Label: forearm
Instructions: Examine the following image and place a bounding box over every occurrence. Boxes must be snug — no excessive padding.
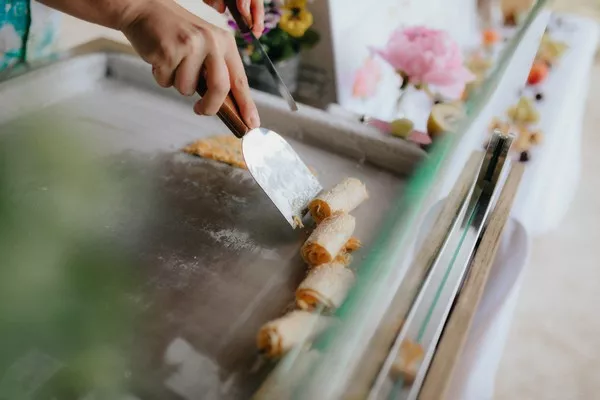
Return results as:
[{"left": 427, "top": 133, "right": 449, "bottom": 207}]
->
[{"left": 38, "top": 0, "right": 146, "bottom": 30}]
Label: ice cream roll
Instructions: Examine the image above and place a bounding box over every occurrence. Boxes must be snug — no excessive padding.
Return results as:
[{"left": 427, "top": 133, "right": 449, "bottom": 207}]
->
[
  {"left": 301, "top": 213, "right": 356, "bottom": 267},
  {"left": 296, "top": 262, "right": 356, "bottom": 311},
  {"left": 257, "top": 311, "right": 332, "bottom": 358},
  {"left": 308, "top": 178, "right": 368, "bottom": 224}
]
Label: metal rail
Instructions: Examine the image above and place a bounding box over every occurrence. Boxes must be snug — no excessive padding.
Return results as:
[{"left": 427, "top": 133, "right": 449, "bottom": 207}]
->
[{"left": 368, "top": 131, "right": 514, "bottom": 400}]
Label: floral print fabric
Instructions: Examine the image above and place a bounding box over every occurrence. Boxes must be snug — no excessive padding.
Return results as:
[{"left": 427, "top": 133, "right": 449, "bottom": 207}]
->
[{"left": 0, "top": 1, "right": 60, "bottom": 71}]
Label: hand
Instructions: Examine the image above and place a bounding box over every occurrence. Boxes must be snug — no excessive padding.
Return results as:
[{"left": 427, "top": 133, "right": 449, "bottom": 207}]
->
[
  {"left": 203, "top": 0, "right": 265, "bottom": 38},
  {"left": 121, "top": 0, "right": 260, "bottom": 128}
]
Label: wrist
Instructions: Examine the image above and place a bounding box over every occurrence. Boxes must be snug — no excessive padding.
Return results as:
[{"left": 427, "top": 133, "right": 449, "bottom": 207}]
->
[{"left": 112, "top": 0, "right": 149, "bottom": 31}]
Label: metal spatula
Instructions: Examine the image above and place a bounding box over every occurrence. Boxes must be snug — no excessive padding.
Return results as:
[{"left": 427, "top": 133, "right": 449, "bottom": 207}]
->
[
  {"left": 224, "top": 0, "right": 298, "bottom": 111},
  {"left": 196, "top": 83, "right": 322, "bottom": 229}
]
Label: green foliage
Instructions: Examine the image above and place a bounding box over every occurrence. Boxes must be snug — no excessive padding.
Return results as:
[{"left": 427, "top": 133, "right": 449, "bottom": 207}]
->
[
  {"left": 298, "top": 28, "right": 320, "bottom": 49},
  {"left": 0, "top": 118, "right": 147, "bottom": 398},
  {"left": 236, "top": 26, "right": 319, "bottom": 64}
]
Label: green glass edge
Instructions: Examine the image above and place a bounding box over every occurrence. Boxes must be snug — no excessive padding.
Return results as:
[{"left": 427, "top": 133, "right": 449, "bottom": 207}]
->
[
  {"left": 261, "top": 1, "right": 549, "bottom": 396},
  {"left": 324, "top": 0, "right": 549, "bottom": 347},
  {"left": 412, "top": 0, "right": 548, "bottom": 363}
]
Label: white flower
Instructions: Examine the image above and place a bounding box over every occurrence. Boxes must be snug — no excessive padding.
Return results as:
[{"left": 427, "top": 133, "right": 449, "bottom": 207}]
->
[{"left": 0, "top": 24, "right": 23, "bottom": 54}]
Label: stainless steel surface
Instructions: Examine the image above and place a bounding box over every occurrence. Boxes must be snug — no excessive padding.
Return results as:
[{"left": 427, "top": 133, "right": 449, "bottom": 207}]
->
[
  {"left": 249, "top": 32, "right": 299, "bottom": 112},
  {"left": 242, "top": 128, "right": 322, "bottom": 228},
  {"left": 107, "top": 52, "right": 425, "bottom": 177},
  {"left": 368, "top": 132, "right": 514, "bottom": 400},
  {"left": 0, "top": 51, "right": 405, "bottom": 399}
]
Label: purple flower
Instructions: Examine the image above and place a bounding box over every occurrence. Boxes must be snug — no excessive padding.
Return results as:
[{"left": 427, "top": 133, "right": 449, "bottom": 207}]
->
[
  {"left": 227, "top": 19, "right": 238, "bottom": 30},
  {"left": 264, "top": 3, "right": 282, "bottom": 33}
]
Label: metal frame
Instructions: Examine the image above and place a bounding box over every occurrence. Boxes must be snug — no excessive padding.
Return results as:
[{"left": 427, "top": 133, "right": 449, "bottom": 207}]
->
[{"left": 369, "top": 131, "right": 514, "bottom": 400}]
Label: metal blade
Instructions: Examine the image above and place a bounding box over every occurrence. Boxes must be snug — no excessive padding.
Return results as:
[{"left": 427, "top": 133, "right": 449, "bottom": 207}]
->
[
  {"left": 249, "top": 33, "right": 299, "bottom": 112},
  {"left": 242, "top": 128, "right": 322, "bottom": 228}
]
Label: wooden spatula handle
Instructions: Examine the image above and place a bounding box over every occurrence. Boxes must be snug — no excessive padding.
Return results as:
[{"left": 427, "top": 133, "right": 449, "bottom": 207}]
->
[
  {"left": 196, "top": 79, "right": 250, "bottom": 139},
  {"left": 196, "top": 0, "right": 253, "bottom": 139},
  {"left": 224, "top": 0, "right": 253, "bottom": 33}
]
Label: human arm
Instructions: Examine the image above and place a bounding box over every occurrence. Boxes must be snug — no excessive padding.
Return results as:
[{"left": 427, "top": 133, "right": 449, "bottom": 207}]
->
[{"left": 38, "top": 0, "right": 260, "bottom": 128}]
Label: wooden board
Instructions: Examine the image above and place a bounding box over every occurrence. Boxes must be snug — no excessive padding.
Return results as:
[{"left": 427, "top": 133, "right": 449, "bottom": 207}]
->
[
  {"left": 71, "top": 38, "right": 137, "bottom": 56},
  {"left": 343, "top": 152, "right": 484, "bottom": 399},
  {"left": 418, "top": 162, "right": 525, "bottom": 400}
]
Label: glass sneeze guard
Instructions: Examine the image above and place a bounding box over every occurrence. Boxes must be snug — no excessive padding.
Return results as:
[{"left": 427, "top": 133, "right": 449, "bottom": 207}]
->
[{"left": 255, "top": 1, "right": 549, "bottom": 399}]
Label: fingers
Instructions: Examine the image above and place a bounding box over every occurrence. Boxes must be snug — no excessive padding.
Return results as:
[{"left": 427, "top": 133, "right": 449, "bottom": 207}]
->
[
  {"left": 194, "top": 52, "right": 230, "bottom": 116},
  {"left": 203, "top": 0, "right": 226, "bottom": 13},
  {"left": 236, "top": 0, "right": 263, "bottom": 37},
  {"left": 224, "top": 39, "right": 260, "bottom": 128},
  {"left": 157, "top": 29, "right": 207, "bottom": 95},
  {"left": 152, "top": 49, "right": 185, "bottom": 88},
  {"left": 250, "top": 0, "right": 265, "bottom": 38},
  {"left": 172, "top": 30, "right": 209, "bottom": 96},
  {"left": 236, "top": 0, "right": 250, "bottom": 17},
  {"left": 152, "top": 65, "right": 173, "bottom": 88},
  {"left": 173, "top": 53, "right": 205, "bottom": 96},
  {"left": 215, "top": 1, "right": 226, "bottom": 13}
]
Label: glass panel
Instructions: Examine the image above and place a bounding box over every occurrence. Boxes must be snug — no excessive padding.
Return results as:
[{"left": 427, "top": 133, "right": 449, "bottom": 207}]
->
[{"left": 258, "top": 1, "right": 548, "bottom": 398}]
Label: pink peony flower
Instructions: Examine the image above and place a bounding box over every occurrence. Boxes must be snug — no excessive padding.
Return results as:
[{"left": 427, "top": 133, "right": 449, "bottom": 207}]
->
[
  {"left": 372, "top": 26, "right": 475, "bottom": 98},
  {"left": 352, "top": 57, "right": 382, "bottom": 99}
]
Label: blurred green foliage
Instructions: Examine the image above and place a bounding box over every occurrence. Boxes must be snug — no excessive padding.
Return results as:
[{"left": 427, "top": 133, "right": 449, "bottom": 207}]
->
[
  {"left": 0, "top": 117, "right": 145, "bottom": 399},
  {"left": 235, "top": 27, "right": 320, "bottom": 64}
]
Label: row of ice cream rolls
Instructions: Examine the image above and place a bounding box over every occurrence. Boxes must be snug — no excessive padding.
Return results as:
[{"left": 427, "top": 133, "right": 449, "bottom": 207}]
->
[{"left": 257, "top": 177, "right": 370, "bottom": 359}]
